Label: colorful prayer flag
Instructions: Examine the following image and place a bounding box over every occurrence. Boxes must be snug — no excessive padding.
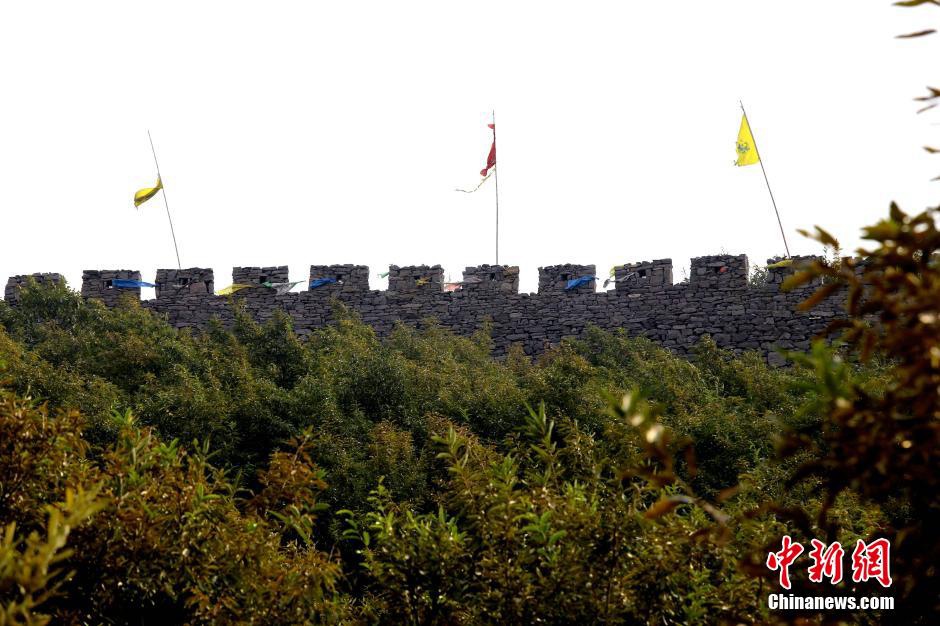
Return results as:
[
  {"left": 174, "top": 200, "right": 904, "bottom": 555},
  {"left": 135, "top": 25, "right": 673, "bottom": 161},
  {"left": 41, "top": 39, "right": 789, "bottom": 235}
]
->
[
  {"left": 217, "top": 284, "right": 254, "bottom": 295},
  {"left": 263, "top": 281, "right": 302, "bottom": 295},
  {"left": 112, "top": 279, "right": 157, "bottom": 288},
  {"left": 565, "top": 275, "right": 596, "bottom": 290},
  {"left": 456, "top": 122, "right": 496, "bottom": 193},
  {"left": 309, "top": 278, "right": 338, "bottom": 289},
  {"left": 735, "top": 115, "right": 760, "bottom": 166},
  {"left": 481, "top": 123, "right": 496, "bottom": 176},
  {"left": 134, "top": 176, "right": 163, "bottom": 208}
]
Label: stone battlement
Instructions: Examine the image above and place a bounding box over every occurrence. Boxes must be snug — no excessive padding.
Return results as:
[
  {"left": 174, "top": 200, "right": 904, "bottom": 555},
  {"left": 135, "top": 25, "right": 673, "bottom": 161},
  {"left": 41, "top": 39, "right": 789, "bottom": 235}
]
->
[{"left": 5, "top": 254, "right": 840, "bottom": 365}]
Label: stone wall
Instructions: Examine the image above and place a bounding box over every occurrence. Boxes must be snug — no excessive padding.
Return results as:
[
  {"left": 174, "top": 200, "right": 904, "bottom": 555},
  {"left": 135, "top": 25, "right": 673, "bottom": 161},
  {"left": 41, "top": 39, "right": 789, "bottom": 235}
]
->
[
  {"left": 4, "top": 273, "right": 65, "bottom": 304},
  {"left": 154, "top": 268, "right": 214, "bottom": 299},
  {"left": 615, "top": 259, "right": 672, "bottom": 292},
  {"left": 4, "top": 255, "right": 841, "bottom": 365},
  {"left": 538, "top": 264, "right": 596, "bottom": 294},
  {"left": 80, "top": 269, "right": 142, "bottom": 307}
]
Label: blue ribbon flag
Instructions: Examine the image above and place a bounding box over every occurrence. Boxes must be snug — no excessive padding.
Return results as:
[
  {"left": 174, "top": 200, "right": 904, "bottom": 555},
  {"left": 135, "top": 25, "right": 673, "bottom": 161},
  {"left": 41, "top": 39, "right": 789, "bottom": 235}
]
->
[
  {"left": 565, "top": 276, "right": 596, "bottom": 291},
  {"left": 309, "top": 278, "right": 338, "bottom": 289},
  {"left": 112, "top": 279, "right": 157, "bottom": 289}
]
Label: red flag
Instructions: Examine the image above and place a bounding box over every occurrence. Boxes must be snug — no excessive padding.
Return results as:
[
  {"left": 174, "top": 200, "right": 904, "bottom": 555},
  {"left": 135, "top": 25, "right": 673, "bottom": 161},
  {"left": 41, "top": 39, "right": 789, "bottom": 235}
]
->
[{"left": 480, "top": 123, "right": 496, "bottom": 176}]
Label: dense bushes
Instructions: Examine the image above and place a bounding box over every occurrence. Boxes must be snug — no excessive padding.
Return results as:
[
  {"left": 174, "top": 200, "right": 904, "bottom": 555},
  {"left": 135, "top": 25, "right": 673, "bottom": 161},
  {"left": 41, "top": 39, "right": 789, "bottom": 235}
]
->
[
  {"left": 777, "top": 204, "right": 940, "bottom": 619},
  {"left": 0, "top": 286, "right": 816, "bottom": 519},
  {"left": 2, "top": 202, "right": 935, "bottom": 622},
  {"left": 344, "top": 405, "right": 765, "bottom": 624},
  {"left": 0, "top": 390, "right": 347, "bottom": 624}
]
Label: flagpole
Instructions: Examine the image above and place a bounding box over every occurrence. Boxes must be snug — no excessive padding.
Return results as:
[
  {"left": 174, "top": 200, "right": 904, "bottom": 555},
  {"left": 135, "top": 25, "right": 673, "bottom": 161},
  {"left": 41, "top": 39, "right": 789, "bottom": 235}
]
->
[
  {"left": 739, "top": 102, "right": 790, "bottom": 258},
  {"left": 492, "top": 110, "right": 500, "bottom": 265},
  {"left": 147, "top": 130, "right": 182, "bottom": 269}
]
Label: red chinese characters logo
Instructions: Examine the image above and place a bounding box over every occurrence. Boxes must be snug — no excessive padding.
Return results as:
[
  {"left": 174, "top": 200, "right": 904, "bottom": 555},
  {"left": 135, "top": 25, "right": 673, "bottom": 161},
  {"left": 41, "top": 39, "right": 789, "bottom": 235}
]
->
[
  {"left": 807, "top": 539, "right": 844, "bottom": 584},
  {"left": 766, "top": 535, "right": 804, "bottom": 589},
  {"left": 766, "top": 537, "right": 891, "bottom": 589},
  {"left": 851, "top": 538, "right": 892, "bottom": 588}
]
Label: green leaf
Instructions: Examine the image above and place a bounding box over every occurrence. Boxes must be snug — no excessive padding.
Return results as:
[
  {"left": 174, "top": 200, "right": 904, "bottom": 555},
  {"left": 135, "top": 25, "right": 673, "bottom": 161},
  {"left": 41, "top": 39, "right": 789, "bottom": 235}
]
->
[{"left": 548, "top": 530, "right": 567, "bottom": 545}]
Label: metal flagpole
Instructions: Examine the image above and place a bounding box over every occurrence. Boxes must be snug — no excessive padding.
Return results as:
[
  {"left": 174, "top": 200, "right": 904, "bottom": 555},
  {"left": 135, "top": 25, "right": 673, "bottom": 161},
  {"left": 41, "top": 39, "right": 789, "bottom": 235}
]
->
[
  {"left": 492, "top": 110, "right": 500, "bottom": 265},
  {"left": 739, "top": 102, "right": 790, "bottom": 258},
  {"left": 147, "top": 130, "right": 182, "bottom": 269}
]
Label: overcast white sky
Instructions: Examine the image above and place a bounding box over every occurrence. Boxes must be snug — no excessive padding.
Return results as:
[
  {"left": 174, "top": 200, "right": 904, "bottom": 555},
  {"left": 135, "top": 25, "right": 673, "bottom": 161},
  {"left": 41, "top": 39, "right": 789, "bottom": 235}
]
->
[{"left": 1, "top": 1, "right": 937, "bottom": 295}]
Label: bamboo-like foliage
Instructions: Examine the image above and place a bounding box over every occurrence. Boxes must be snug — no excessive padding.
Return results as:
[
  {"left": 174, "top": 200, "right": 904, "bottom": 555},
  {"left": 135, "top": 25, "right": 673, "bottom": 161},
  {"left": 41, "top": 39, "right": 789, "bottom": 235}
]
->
[{"left": 781, "top": 204, "right": 940, "bottom": 618}]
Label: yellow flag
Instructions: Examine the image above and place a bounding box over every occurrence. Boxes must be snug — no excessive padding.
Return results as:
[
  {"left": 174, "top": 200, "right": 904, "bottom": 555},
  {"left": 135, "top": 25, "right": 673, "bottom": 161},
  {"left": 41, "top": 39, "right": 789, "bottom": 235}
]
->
[
  {"left": 134, "top": 176, "right": 163, "bottom": 208},
  {"left": 734, "top": 115, "right": 760, "bottom": 166},
  {"left": 217, "top": 284, "right": 254, "bottom": 295}
]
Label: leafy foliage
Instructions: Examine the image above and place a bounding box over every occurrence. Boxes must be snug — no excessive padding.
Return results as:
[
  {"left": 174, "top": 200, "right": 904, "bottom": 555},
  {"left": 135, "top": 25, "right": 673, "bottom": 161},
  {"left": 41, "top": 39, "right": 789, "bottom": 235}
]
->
[
  {"left": 781, "top": 203, "right": 940, "bottom": 618},
  {"left": 0, "top": 387, "right": 347, "bottom": 624},
  {"left": 5, "top": 232, "right": 928, "bottom": 623},
  {"left": 894, "top": 0, "right": 940, "bottom": 173}
]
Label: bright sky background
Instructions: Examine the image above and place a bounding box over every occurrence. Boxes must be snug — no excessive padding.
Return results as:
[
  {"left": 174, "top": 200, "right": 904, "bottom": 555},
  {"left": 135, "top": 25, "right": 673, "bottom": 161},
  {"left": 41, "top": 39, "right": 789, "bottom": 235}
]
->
[{"left": 1, "top": 1, "right": 937, "bottom": 296}]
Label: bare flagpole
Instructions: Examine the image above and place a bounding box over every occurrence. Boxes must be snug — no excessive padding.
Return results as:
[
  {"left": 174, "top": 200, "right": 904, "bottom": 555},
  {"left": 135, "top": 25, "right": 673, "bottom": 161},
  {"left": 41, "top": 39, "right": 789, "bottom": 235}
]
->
[
  {"left": 492, "top": 110, "right": 500, "bottom": 265},
  {"left": 147, "top": 130, "right": 182, "bottom": 269},
  {"left": 739, "top": 102, "right": 790, "bottom": 258}
]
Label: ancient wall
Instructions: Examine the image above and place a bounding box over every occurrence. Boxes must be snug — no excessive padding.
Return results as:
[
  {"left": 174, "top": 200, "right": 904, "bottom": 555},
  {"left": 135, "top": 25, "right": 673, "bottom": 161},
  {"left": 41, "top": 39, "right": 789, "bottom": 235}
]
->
[
  {"left": 80, "top": 270, "right": 142, "bottom": 307},
  {"left": 4, "top": 255, "right": 841, "bottom": 365},
  {"left": 4, "top": 273, "right": 66, "bottom": 304}
]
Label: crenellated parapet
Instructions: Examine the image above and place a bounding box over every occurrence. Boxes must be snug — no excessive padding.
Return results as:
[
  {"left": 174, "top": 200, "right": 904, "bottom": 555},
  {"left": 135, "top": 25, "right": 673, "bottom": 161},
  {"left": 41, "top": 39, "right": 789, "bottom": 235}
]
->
[
  {"left": 155, "top": 268, "right": 215, "bottom": 299},
  {"left": 462, "top": 265, "right": 519, "bottom": 294},
  {"left": 613, "top": 259, "right": 673, "bottom": 293},
  {"left": 81, "top": 269, "right": 142, "bottom": 306},
  {"left": 5, "top": 273, "right": 65, "bottom": 304},
  {"left": 690, "top": 254, "right": 749, "bottom": 290},
  {"left": 538, "top": 264, "right": 596, "bottom": 294},
  {"left": 388, "top": 265, "right": 444, "bottom": 294},
  {"left": 7, "top": 254, "right": 849, "bottom": 364},
  {"left": 233, "top": 266, "right": 289, "bottom": 286},
  {"left": 308, "top": 265, "right": 370, "bottom": 293}
]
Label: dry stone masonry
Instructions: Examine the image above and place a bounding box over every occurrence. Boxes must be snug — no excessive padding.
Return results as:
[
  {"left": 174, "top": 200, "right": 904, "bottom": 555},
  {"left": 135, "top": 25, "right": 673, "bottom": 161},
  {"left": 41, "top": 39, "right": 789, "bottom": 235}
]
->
[
  {"left": 80, "top": 270, "right": 142, "bottom": 308},
  {"left": 4, "top": 273, "right": 65, "bottom": 305},
  {"left": 155, "top": 268, "right": 214, "bottom": 299},
  {"left": 5, "top": 254, "right": 842, "bottom": 365}
]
